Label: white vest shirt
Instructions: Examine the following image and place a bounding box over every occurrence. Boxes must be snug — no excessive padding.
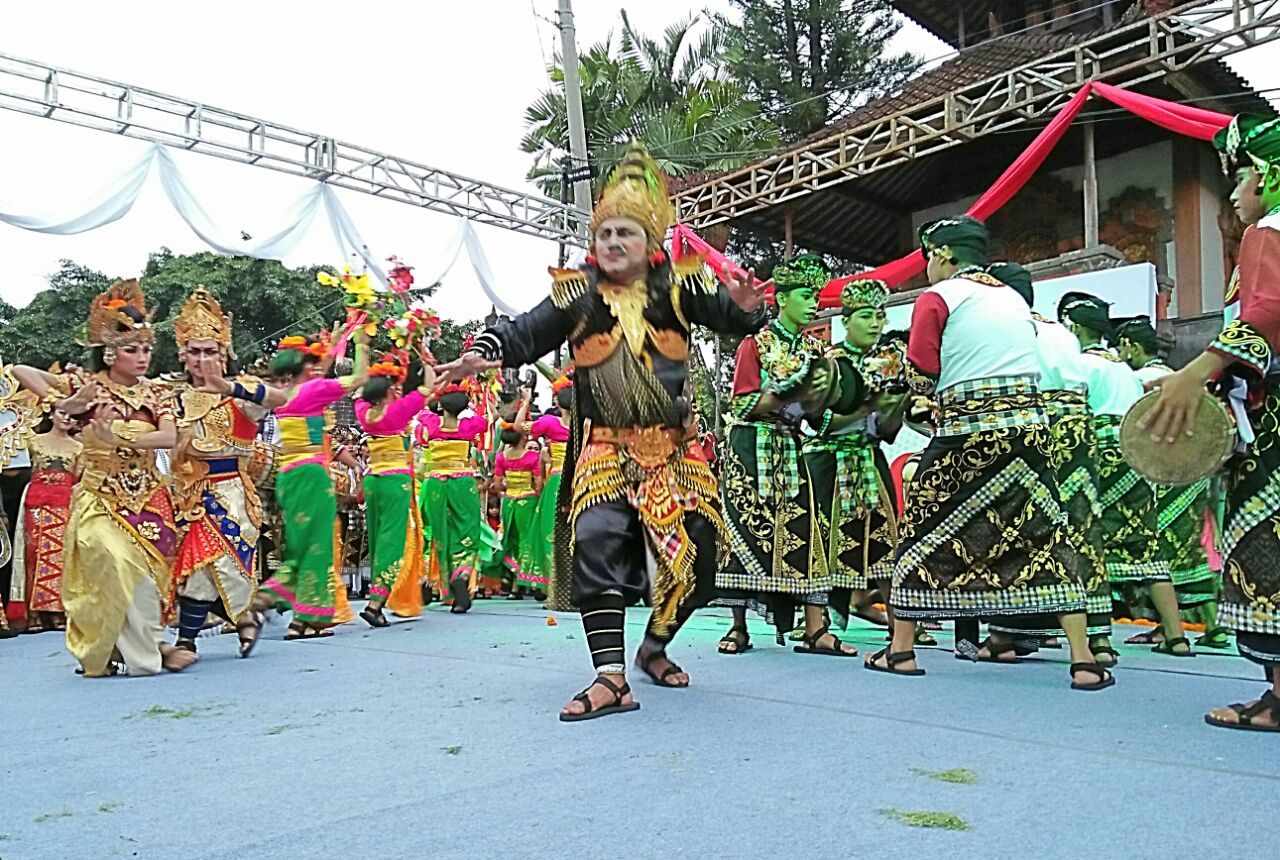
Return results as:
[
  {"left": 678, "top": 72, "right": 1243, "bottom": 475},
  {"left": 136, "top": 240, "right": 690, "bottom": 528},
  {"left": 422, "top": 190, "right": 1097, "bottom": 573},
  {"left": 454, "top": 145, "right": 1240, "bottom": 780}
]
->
[{"left": 931, "top": 276, "right": 1040, "bottom": 392}]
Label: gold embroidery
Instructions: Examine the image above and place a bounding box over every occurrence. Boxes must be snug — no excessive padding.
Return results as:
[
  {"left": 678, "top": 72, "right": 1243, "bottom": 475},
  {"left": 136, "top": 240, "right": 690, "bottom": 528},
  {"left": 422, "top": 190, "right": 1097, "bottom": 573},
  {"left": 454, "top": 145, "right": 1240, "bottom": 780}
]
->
[
  {"left": 549, "top": 267, "right": 590, "bottom": 309},
  {"left": 598, "top": 280, "right": 649, "bottom": 358}
]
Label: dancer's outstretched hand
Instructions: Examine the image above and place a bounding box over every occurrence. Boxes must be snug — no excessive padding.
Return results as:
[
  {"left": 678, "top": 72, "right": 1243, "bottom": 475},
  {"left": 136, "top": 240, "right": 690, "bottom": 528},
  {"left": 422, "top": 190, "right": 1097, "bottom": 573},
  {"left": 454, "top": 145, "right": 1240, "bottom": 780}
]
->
[{"left": 434, "top": 352, "right": 499, "bottom": 388}]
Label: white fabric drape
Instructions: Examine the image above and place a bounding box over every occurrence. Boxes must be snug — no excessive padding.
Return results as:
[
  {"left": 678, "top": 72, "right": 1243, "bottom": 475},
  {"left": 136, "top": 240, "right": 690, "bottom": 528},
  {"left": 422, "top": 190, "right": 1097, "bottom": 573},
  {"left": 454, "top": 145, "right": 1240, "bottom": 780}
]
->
[{"left": 0, "top": 141, "right": 533, "bottom": 311}]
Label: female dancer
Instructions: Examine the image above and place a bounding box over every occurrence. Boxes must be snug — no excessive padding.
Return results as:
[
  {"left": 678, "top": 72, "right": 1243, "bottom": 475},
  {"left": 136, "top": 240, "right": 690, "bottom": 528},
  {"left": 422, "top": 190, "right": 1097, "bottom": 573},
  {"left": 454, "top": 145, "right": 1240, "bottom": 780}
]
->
[
  {"left": 416, "top": 384, "right": 488, "bottom": 612},
  {"left": 12, "top": 280, "right": 195, "bottom": 676},
  {"left": 354, "top": 353, "right": 433, "bottom": 627},
  {"left": 10, "top": 409, "right": 82, "bottom": 633},
  {"left": 259, "top": 330, "right": 369, "bottom": 639}
]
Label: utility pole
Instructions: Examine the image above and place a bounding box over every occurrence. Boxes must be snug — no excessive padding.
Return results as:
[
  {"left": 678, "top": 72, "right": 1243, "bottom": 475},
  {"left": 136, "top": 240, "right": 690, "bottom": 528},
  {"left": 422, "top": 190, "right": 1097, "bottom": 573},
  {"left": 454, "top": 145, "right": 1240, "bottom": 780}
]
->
[{"left": 556, "top": 0, "right": 593, "bottom": 218}]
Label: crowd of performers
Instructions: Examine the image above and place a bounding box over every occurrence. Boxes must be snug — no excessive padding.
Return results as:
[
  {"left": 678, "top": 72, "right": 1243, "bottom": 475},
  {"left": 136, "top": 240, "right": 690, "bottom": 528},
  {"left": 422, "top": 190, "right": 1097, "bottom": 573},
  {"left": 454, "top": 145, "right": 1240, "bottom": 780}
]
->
[{"left": 1, "top": 116, "right": 1278, "bottom": 733}]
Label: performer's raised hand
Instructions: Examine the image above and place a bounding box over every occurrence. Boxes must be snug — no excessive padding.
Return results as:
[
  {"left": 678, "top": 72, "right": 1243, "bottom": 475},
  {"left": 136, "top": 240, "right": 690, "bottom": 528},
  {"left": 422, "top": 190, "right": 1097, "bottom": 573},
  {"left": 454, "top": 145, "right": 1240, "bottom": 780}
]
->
[
  {"left": 1138, "top": 368, "right": 1203, "bottom": 443},
  {"left": 434, "top": 352, "right": 500, "bottom": 387},
  {"left": 58, "top": 380, "right": 99, "bottom": 417},
  {"left": 725, "top": 267, "right": 766, "bottom": 312}
]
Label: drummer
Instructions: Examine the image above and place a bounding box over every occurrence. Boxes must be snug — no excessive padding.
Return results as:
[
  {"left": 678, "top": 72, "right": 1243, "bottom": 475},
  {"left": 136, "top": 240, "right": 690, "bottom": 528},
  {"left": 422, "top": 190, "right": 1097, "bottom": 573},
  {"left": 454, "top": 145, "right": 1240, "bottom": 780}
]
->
[
  {"left": 1059, "top": 294, "right": 1189, "bottom": 658},
  {"left": 1142, "top": 113, "right": 1280, "bottom": 732},
  {"left": 716, "top": 254, "right": 856, "bottom": 656},
  {"left": 1114, "top": 316, "right": 1223, "bottom": 649}
]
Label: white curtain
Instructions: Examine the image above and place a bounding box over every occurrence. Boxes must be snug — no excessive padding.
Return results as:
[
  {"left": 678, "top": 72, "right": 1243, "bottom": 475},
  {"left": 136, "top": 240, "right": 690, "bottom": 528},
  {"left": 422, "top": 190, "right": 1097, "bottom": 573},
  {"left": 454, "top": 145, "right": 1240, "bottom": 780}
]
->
[{"left": 0, "top": 141, "right": 534, "bottom": 311}]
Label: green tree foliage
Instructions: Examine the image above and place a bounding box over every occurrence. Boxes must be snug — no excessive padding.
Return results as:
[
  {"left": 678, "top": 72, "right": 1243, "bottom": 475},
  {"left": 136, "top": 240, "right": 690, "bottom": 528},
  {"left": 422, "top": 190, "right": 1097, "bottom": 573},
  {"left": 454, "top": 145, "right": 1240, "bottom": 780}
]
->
[
  {"left": 715, "top": 0, "right": 921, "bottom": 141},
  {"left": 521, "top": 11, "right": 780, "bottom": 198},
  {"left": 1, "top": 250, "right": 481, "bottom": 375}
]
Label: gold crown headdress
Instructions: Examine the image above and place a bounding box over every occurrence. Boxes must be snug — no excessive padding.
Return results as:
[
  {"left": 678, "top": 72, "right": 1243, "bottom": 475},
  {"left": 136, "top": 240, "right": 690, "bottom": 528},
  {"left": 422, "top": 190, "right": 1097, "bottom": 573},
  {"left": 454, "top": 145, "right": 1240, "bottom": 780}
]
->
[
  {"left": 840, "top": 278, "right": 889, "bottom": 312},
  {"left": 174, "top": 287, "right": 234, "bottom": 356},
  {"left": 84, "top": 279, "right": 155, "bottom": 348},
  {"left": 588, "top": 141, "right": 675, "bottom": 246}
]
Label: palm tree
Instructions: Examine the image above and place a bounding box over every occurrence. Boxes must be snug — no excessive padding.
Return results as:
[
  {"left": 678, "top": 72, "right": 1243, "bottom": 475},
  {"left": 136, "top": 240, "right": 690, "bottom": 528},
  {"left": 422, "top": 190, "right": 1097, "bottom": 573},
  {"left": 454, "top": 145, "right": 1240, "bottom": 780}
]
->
[{"left": 520, "top": 11, "right": 780, "bottom": 199}]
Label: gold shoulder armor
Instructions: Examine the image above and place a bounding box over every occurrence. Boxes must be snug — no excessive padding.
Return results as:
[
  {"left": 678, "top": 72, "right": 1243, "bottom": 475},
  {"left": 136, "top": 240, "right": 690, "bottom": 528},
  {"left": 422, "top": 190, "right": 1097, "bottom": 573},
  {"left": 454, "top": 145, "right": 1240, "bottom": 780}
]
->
[
  {"left": 549, "top": 267, "right": 590, "bottom": 310},
  {"left": 671, "top": 254, "right": 716, "bottom": 295}
]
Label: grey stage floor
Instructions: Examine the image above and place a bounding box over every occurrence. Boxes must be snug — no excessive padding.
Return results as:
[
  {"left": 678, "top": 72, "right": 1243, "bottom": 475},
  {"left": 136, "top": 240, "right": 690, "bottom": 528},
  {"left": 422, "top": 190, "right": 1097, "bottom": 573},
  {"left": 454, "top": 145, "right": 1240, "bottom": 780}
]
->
[{"left": 1, "top": 601, "right": 1276, "bottom": 860}]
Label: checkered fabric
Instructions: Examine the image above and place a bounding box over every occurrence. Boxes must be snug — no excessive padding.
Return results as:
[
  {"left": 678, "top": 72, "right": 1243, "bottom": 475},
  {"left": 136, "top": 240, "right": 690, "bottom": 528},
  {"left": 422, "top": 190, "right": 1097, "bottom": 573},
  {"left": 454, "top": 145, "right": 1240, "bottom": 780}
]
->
[{"left": 936, "top": 375, "right": 1046, "bottom": 437}]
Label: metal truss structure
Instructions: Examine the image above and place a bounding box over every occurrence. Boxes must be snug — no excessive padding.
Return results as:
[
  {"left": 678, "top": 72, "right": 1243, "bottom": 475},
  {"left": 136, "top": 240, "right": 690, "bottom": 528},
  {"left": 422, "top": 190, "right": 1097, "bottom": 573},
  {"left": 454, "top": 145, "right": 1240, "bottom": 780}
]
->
[
  {"left": 0, "top": 52, "right": 587, "bottom": 246},
  {"left": 673, "top": 0, "right": 1280, "bottom": 230}
]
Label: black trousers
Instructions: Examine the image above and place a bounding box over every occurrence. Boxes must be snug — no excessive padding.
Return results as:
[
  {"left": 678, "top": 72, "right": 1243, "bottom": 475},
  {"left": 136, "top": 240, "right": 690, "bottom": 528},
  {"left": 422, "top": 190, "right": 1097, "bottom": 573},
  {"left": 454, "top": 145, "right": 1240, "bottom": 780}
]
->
[{"left": 570, "top": 499, "right": 718, "bottom": 645}]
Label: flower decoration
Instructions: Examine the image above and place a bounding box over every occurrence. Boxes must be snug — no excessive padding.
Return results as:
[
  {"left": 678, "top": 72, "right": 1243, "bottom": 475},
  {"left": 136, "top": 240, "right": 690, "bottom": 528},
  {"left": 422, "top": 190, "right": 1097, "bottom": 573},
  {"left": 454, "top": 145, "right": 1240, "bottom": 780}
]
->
[
  {"left": 383, "top": 307, "right": 443, "bottom": 357},
  {"left": 551, "top": 374, "right": 574, "bottom": 393},
  {"left": 278, "top": 335, "right": 308, "bottom": 351},
  {"left": 104, "top": 298, "right": 128, "bottom": 311},
  {"left": 369, "top": 360, "right": 406, "bottom": 380},
  {"left": 387, "top": 256, "right": 415, "bottom": 295}
]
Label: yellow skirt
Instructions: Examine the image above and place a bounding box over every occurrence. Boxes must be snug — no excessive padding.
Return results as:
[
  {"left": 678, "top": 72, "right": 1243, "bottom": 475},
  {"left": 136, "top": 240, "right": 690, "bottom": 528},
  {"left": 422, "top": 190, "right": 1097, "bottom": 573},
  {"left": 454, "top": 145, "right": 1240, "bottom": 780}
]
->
[{"left": 63, "top": 491, "right": 174, "bottom": 677}]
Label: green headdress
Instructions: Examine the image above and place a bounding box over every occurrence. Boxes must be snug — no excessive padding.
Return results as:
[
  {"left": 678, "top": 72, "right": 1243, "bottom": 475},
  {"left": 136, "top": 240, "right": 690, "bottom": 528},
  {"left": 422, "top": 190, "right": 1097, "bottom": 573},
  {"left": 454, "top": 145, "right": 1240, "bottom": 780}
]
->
[
  {"left": 919, "top": 215, "right": 989, "bottom": 263},
  {"left": 772, "top": 254, "right": 830, "bottom": 293},
  {"left": 1113, "top": 315, "right": 1159, "bottom": 353},
  {"left": 1213, "top": 113, "right": 1280, "bottom": 175},
  {"left": 987, "top": 261, "right": 1033, "bottom": 306},
  {"left": 1060, "top": 293, "right": 1114, "bottom": 341}
]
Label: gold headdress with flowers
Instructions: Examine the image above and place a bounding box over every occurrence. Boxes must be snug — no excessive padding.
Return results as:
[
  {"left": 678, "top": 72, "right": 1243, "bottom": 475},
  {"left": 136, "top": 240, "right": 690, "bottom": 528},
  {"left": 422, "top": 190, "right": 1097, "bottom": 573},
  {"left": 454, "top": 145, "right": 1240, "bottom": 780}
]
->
[
  {"left": 174, "top": 287, "right": 233, "bottom": 356},
  {"left": 84, "top": 279, "right": 155, "bottom": 348},
  {"left": 588, "top": 141, "right": 675, "bottom": 246}
]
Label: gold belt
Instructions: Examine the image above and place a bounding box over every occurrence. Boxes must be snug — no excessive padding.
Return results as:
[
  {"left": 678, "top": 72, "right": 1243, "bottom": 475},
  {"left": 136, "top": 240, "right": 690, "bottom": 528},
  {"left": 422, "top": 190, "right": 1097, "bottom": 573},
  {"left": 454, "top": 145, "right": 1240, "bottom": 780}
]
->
[{"left": 588, "top": 425, "right": 691, "bottom": 469}]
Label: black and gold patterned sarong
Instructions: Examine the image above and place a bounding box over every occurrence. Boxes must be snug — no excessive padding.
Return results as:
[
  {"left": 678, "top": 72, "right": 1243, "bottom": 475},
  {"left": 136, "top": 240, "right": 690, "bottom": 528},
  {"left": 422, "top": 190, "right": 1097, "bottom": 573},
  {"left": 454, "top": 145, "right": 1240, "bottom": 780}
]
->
[
  {"left": 804, "top": 432, "right": 897, "bottom": 628},
  {"left": 1095, "top": 414, "right": 1169, "bottom": 584},
  {"left": 1117, "top": 479, "right": 1219, "bottom": 621},
  {"left": 1219, "top": 382, "right": 1280, "bottom": 668},
  {"left": 892, "top": 377, "right": 1085, "bottom": 620},
  {"left": 717, "top": 418, "right": 829, "bottom": 633},
  {"left": 991, "top": 390, "right": 1109, "bottom": 637}
]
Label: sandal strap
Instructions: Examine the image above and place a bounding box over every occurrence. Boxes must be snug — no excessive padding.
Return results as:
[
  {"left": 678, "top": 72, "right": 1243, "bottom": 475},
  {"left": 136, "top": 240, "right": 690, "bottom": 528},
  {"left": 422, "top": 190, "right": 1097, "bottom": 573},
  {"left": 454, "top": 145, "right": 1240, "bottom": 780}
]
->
[
  {"left": 1162, "top": 636, "right": 1192, "bottom": 649},
  {"left": 804, "top": 626, "right": 831, "bottom": 647},
  {"left": 1070, "top": 662, "right": 1106, "bottom": 679},
  {"left": 571, "top": 691, "right": 596, "bottom": 715},
  {"left": 591, "top": 674, "right": 625, "bottom": 701},
  {"left": 887, "top": 649, "right": 918, "bottom": 667},
  {"left": 980, "top": 637, "right": 1017, "bottom": 656}
]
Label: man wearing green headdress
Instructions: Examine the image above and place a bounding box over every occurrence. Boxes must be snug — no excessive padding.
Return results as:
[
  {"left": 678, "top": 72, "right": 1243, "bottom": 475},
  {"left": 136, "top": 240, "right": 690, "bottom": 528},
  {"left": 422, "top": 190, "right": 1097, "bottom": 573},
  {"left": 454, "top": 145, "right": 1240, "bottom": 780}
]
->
[
  {"left": 1058, "top": 293, "right": 1190, "bottom": 657},
  {"left": 716, "top": 254, "right": 859, "bottom": 657},
  {"left": 1114, "top": 316, "right": 1223, "bottom": 648},
  {"left": 801, "top": 278, "right": 907, "bottom": 633},
  {"left": 865, "top": 216, "right": 1110, "bottom": 690},
  {"left": 1143, "top": 113, "right": 1280, "bottom": 730},
  {"left": 985, "top": 263, "right": 1106, "bottom": 656}
]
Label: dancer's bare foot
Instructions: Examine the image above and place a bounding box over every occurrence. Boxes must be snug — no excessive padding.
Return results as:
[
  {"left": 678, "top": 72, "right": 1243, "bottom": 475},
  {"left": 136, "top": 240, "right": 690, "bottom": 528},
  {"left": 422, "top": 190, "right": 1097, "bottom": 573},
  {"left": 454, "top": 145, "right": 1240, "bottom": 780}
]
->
[{"left": 159, "top": 643, "right": 199, "bottom": 672}]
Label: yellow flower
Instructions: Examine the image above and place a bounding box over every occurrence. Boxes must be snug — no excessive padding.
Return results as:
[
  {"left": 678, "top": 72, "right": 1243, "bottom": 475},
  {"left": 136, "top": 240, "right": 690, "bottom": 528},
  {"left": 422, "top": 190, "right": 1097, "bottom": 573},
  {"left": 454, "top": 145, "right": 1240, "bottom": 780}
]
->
[
  {"left": 316, "top": 271, "right": 340, "bottom": 287},
  {"left": 363, "top": 321, "right": 379, "bottom": 336}
]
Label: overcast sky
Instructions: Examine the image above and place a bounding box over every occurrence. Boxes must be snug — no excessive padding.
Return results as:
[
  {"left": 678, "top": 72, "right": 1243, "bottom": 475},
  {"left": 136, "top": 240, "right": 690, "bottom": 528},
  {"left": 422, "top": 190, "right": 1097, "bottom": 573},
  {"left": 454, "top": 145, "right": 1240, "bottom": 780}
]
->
[{"left": 1, "top": 1, "right": 1275, "bottom": 328}]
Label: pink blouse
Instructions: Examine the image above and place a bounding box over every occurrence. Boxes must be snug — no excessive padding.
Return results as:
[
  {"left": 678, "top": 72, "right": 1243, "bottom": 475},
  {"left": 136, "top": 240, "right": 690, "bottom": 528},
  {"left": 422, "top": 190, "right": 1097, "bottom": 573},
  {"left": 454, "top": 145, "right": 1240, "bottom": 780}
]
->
[
  {"left": 415, "top": 411, "right": 487, "bottom": 445},
  {"left": 530, "top": 413, "right": 570, "bottom": 443},
  {"left": 356, "top": 390, "right": 426, "bottom": 436}
]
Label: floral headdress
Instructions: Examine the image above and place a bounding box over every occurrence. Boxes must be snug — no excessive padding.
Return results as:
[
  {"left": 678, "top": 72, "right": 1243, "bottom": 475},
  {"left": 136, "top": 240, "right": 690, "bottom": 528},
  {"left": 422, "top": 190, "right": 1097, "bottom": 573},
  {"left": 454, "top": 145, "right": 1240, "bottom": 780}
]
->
[
  {"left": 369, "top": 355, "right": 406, "bottom": 381},
  {"left": 174, "top": 287, "right": 233, "bottom": 357},
  {"left": 83, "top": 279, "right": 155, "bottom": 348},
  {"left": 277, "top": 334, "right": 329, "bottom": 359}
]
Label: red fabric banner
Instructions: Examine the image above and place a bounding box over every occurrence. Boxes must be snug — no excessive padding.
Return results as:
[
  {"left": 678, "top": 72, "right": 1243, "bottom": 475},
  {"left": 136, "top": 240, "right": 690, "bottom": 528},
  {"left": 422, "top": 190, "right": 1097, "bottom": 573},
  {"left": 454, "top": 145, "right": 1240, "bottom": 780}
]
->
[{"left": 671, "top": 83, "right": 1232, "bottom": 308}]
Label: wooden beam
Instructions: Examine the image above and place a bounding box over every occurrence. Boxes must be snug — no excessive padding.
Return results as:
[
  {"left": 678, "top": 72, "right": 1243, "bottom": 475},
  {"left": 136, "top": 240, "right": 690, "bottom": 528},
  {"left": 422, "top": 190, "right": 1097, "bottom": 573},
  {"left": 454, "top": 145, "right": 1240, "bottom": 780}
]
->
[
  {"left": 1172, "top": 137, "right": 1204, "bottom": 317},
  {"left": 784, "top": 209, "right": 795, "bottom": 259},
  {"left": 1083, "top": 123, "right": 1100, "bottom": 247}
]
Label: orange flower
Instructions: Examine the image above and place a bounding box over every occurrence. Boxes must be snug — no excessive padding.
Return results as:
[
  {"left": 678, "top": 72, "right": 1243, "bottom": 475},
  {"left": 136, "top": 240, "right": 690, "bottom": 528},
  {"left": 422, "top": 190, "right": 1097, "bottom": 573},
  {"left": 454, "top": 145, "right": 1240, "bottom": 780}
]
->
[
  {"left": 546, "top": 616, "right": 558, "bottom": 627},
  {"left": 278, "top": 335, "right": 307, "bottom": 350},
  {"left": 104, "top": 298, "right": 127, "bottom": 310}
]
